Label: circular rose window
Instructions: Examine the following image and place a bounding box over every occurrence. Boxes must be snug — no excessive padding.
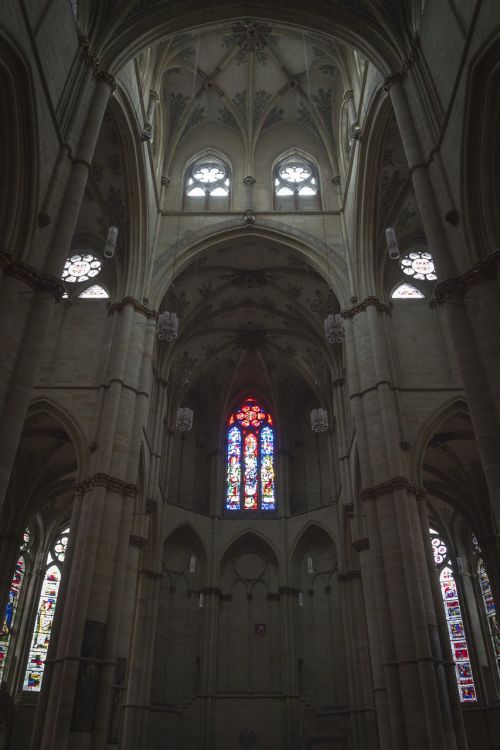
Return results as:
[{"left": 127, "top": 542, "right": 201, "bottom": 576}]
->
[
  {"left": 62, "top": 253, "right": 102, "bottom": 283},
  {"left": 399, "top": 251, "right": 437, "bottom": 281}
]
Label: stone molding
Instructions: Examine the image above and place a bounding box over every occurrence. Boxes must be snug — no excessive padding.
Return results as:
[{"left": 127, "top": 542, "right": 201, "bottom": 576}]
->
[
  {"left": 360, "top": 476, "right": 427, "bottom": 501},
  {"left": 352, "top": 537, "right": 369, "bottom": 552},
  {"left": 139, "top": 568, "right": 162, "bottom": 580},
  {"left": 129, "top": 534, "right": 147, "bottom": 547},
  {"left": 94, "top": 70, "right": 116, "bottom": 93},
  {"left": 383, "top": 38, "right": 418, "bottom": 91},
  {"left": 109, "top": 296, "right": 158, "bottom": 319},
  {"left": 337, "top": 570, "right": 361, "bottom": 582},
  {"left": 75, "top": 472, "right": 139, "bottom": 497},
  {"left": 0, "top": 250, "right": 66, "bottom": 299},
  {"left": 341, "top": 296, "right": 388, "bottom": 319},
  {"left": 433, "top": 250, "right": 500, "bottom": 304}
]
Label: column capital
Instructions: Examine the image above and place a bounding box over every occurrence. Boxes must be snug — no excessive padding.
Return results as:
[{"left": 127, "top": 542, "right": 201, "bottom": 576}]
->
[
  {"left": 383, "top": 38, "right": 418, "bottom": 92},
  {"left": 75, "top": 472, "right": 139, "bottom": 497},
  {"left": 433, "top": 250, "right": 500, "bottom": 304},
  {"left": 360, "top": 476, "right": 427, "bottom": 501},
  {"left": 243, "top": 175, "right": 256, "bottom": 186},
  {"left": 0, "top": 250, "right": 66, "bottom": 299},
  {"left": 341, "top": 296, "right": 388, "bottom": 319},
  {"left": 343, "top": 89, "right": 354, "bottom": 102},
  {"left": 149, "top": 90, "right": 160, "bottom": 104},
  {"left": 94, "top": 69, "right": 116, "bottom": 93},
  {"left": 108, "top": 295, "right": 158, "bottom": 320},
  {"left": 338, "top": 569, "right": 361, "bottom": 582}
]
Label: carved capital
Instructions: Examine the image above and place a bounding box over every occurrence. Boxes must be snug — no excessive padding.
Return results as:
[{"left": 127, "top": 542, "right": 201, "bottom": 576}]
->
[
  {"left": 343, "top": 89, "right": 354, "bottom": 102},
  {"left": 338, "top": 569, "right": 361, "bottom": 582},
  {"left": 341, "top": 296, "right": 388, "bottom": 319},
  {"left": 38, "top": 212, "right": 51, "bottom": 228},
  {"left": 108, "top": 296, "right": 158, "bottom": 320},
  {"left": 75, "top": 472, "right": 139, "bottom": 497},
  {"left": 278, "top": 586, "right": 300, "bottom": 597},
  {"left": 0, "top": 250, "right": 66, "bottom": 300},
  {"left": 139, "top": 568, "right": 162, "bottom": 580},
  {"left": 129, "top": 534, "right": 147, "bottom": 548},
  {"left": 383, "top": 39, "right": 418, "bottom": 92},
  {"left": 243, "top": 175, "right": 256, "bottom": 186},
  {"left": 94, "top": 70, "right": 116, "bottom": 92},
  {"left": 433, "top": 250, "right": 500, "bottom": 304},
  {"left": 352, "top": 537, "right": 369, "bottom": 552},
  {"left": 360, "top": 476, "right": 426, "bottom": 501},
  {"left": 149, "top": 90, "right": 160, "bottom": 104}
]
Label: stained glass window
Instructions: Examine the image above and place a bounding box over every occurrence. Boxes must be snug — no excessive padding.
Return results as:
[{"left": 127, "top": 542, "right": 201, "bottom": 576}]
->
[
  {"left": 78, "top": 284, "right": 109, "bottom": 298},
  {"left": 186, "top": 158, "right": 230, "bottom": 197},
  {"left": 62, "top": 253, "right": 102, "bottom": 283},
  {"left": 391, "top": 283, "right": 425, "bottom": 299},
  {"left": 274, "top": 157, "right": 318, "bottom": 197},
  {"left": 225, "top": 398, "right": 275, "bottom": 512},
  {"left": 0, "top": 529, "right": 30, "bottom": 682},
  {"left": 399, "top": 250, "right": 437, "bottom": 281},
  {"left": 430, "top": 527, "right": 477, "bottom": 702},
  {"left": 23, "top": 527, "right": 69, "bottom": 692},
  {"left": 472, "top": 535, "right": 500, "bottom": 678}
]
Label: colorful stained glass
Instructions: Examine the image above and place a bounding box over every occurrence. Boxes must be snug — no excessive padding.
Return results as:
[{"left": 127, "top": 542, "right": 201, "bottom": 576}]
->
[
  {"left": 226, "top": 426, "right": 242, "bottom": 510},
  {"left": 244, "top": 433, "right": 258, "bottom": 510},
  {"left": 476, "top": 552, "right": 500, "bottom": 678},
  {"left": 0, "top": 556, "right": 25, "bottom": 682},
  {"left": 23, "top": 527, "right": 69, "bottom": 692},
  {"left": 430, "top": 528, "right": 477, "bottom": 702},
  {"left": 225, "top": 398, "right": 275, "bottom": 512},
  {"left": 260, "top": 426, "right": 275, "bottom": 511}
]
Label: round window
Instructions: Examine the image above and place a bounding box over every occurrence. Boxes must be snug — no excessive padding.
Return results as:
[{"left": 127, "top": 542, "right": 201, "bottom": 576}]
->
[
  {"left": 399, "top": 251, "right": 437, "bottom": 281},
  {"left": 62, "top": 253, "right": 102, "bottom": 283}
]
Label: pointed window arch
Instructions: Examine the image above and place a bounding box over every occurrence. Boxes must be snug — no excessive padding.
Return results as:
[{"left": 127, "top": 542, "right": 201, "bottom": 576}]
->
[
  {"left": 0, "top": 529, "right": 30, "bottom": 682},
  {"left": 23, "top": 526, "right": 70, "bottom": 692},
  {"left": 430, "top": 527, "right": 477, "bottom": 702},
  {"left": 391, "top": 283, "right": 425, "bottom": 299},
  {"left": 226, "top": 397, "right": 276, "bottom": 512},
  {"left": 471, "top": 535, "right": 500, "bottom": 679}
]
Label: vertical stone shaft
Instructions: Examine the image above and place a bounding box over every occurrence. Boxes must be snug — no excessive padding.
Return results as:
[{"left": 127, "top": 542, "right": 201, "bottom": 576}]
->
[
  {"left": 0, "top": 73, "right": 113, "bottom": 509},
  {"left": 344, "top": 302, "right": 466, "bottom": 750},
  {"left": 389, "top": 77, "right": 500, "bottom": 532}
]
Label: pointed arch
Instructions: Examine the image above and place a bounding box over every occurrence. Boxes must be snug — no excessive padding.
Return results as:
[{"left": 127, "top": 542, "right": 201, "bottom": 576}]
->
[{"left": 0, "top": 30, "right": 38, "bottom": 261}]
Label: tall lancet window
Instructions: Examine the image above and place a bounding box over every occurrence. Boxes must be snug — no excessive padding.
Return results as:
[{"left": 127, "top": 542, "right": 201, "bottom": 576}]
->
[
  {"left": 23, "top": 526, "right": 70, "bottom": 692},
  {"left": 430, "top": 527, "right": 477, "bottom": 702},
  {"left": 0, "top": 529, "right": 30, "bottom": 682},
  {"left": 226, "top": 397, "right": 276, "bottom": 512}
]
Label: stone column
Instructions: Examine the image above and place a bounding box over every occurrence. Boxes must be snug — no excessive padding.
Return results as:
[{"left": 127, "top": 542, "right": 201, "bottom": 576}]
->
[
  {"left": 387, "top": 72, "right": 500, "bottom": 537},
  {"left": 343, "top": 297, "right": 467, "bottom": 750},
  {"left": 30, "top": 298, "right": 156, "bottom": 750},
  {"left": 119, "top": 372, "right": 168, "bottom": 750},
  {"left": 0, "top": 70, "right": 115, "bottom": 511}
]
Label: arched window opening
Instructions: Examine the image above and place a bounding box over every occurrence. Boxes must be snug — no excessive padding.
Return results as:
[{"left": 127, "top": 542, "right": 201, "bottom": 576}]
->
[
  {"left": 78, "top": 284, "right": 109, "bottom": 299},
  {"left": 226, "top": 397, "right": 276, "bottom": 513},
  {"left": 472, "top": 535, "right": 500, "bottom": 679},
  {"left": 23, "top": 526, "right": 69, "bottom": 692},
  {"left": 62, "top": 252, "right": 102, "bottom": 284},
  {"left": 274, "top": 155, "right": 320, "bottom": 211},
  {"left": 399, "top": 250, "right": 436, "bottom": 282},
  {"left": 430, "top": 527, "right": 477, "bottom": 702},
  {"left": 391, "top": 283, "right": 425, "bottom": 299},
  {"left": 184, "top": 157, "right": 231, "bottom": 209},
  {"left": 0, "top": 529, "right": 31, "bottom": 682}
]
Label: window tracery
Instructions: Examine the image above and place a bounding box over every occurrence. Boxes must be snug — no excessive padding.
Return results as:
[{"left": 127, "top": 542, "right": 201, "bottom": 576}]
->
[
  {"left": 472, "top": 535, "right": 500, "bottom": 679},
  {"left": 399, "top": 250, "right": 437, "bottom": 281},
  {"left": 78, "top": 284, "right": 109, "bottom": 299},
  {"left": 62, "top": 253, "right": 102, "bottom": 284},
  {"left": 226, "top": 398, "right": 276, "bottom": 512},
  {"left": 185, "top": 158, "right": 230, "bottom": 198},
  {"left": 274, "top": 156, "right": 318, "bottom": 198},
  {"left": 391, "top": 283, "right": 425, "bottom": 299},
  {"left": 0, "top": 529, "right": 30, "bottom": 682},
  {"left": 430, "top": 527, "right": 477, "bottom": 702},
  {"left": 23, "top": 526, "right": 70, "bottom": 692}
]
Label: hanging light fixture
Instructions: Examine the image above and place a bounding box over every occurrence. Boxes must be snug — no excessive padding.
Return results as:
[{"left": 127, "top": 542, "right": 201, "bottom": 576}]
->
[
  {"left": 385, "top": 226, "right": 399, "bottom": 260},
  {"left": 156, "top": 311, "right": 179, "bottom": 341},
  {"left": 323, "top": 313, "right": 344, "bottom": 344},
  {"left": 310, "top": 408, "right": 328, "bottom": 432},
  {"left": 104, "top": 226, "right": 118, "bottom": 258},
  {"left": 176, "top": 407, "right": 193, "bottom": 431}
]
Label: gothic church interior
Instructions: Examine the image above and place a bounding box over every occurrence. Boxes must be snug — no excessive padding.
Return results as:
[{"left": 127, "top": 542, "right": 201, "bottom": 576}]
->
[{"left": 1, "top": 1, "right": 500, "bottom": 749}]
